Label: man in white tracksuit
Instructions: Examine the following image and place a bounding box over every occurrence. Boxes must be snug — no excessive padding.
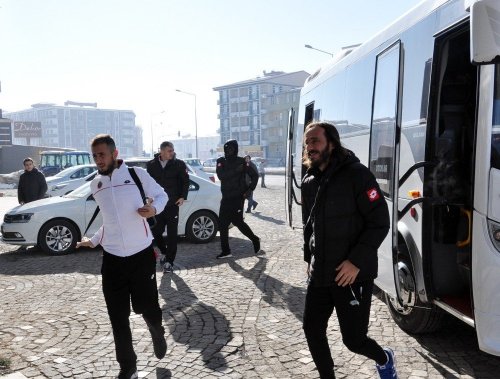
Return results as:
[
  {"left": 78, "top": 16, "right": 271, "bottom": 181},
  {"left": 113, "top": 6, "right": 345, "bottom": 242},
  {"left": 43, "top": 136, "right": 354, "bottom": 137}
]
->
[{"left": 77, "top": 134, "right": 168, "bottom": 379}]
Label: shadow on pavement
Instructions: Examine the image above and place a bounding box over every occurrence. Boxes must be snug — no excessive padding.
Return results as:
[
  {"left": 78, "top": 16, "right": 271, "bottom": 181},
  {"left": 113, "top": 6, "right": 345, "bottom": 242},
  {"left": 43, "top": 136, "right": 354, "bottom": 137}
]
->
[
  {"left": 155, "top": 367, "right": 172, "bottom": 378},
  {"left": 227, "top": 256, "right": 306, "bottom": 322},
  {"left": 250, "top": 211, "right": 285, "bottom": 225},
  {"left": 0, "top": 245, "right": 102, "bottom": 275},
  {"left": 158, "top": 272, "right": 232, "bottom": 372},
  {"left": 412, "top": 314, "right": 500, "bottom": 378}
]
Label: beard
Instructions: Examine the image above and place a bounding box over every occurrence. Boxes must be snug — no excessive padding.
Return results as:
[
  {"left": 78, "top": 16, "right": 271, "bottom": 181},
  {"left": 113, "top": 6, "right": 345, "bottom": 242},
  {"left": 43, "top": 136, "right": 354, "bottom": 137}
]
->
[
  {"left": 98, "top": 159, "right": 116, "bottom": 175},
  {"left": 308, "top": 146, "right": 331, "bottom": 168}
]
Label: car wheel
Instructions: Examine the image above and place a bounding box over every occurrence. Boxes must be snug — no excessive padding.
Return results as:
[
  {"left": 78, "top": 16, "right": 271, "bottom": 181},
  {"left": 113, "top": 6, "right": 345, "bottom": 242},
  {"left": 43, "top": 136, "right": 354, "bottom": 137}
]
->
[
  {"left": 186, "top": 211, "right": 218, "bottom": 244},
  {"left": 385, "top": 243, "right": 443, "bottom": 334},
  {"left": 38, "top": 219, "right": 79, "bottom": 255}
]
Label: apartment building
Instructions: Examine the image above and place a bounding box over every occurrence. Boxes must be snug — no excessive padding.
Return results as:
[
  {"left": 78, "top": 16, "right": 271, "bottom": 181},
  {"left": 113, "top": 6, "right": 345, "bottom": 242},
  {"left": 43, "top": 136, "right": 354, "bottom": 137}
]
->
[
  {"left": 5, "top": 101, "right": 142, "bottom": 157},
  {"left": 213, "top": 70, "right": 309, "bottom": 163}
]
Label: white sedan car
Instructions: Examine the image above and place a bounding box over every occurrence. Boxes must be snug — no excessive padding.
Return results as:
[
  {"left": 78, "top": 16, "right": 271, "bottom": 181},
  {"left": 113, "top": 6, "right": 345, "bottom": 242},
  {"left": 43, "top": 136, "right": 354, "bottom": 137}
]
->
[
  {"left": 45, "top": 164, "right": 97, "bottom": 196},
  {"left": 1, "top": 174, "right": 222, "bottom": 255}
]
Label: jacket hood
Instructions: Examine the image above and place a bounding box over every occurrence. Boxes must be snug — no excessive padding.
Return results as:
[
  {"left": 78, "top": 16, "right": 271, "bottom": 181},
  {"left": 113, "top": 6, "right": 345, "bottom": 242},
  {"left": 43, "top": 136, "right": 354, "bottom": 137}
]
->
[{"left": 224, "top": 139, "right": 238, "bottom": 157}]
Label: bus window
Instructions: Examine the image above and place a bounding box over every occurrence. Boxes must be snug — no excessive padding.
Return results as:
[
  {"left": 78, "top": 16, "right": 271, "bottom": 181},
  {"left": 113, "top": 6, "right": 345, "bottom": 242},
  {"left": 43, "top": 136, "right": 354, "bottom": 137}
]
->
[
  {"left": 492, "top": 65, "right": 500, "bottom": 169},
  {"left": 369, "top": 43, "right": 400, "bottom": 198}
]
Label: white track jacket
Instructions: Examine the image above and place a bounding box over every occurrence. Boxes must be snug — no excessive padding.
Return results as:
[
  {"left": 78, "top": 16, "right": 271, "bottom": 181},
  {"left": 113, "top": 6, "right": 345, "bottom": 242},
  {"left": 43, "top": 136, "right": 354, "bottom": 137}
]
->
[{"left": 89, "top": 162, "right": 168, "bottom": 256}]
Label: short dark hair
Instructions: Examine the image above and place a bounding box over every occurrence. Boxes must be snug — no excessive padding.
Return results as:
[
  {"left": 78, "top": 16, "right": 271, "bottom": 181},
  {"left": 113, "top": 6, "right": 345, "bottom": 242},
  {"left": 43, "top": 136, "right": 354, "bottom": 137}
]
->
[
  {"left": 91, "top": 134, "right": 116, "bottom": 153},
  {"left": 302, "top": 121, "right": 348, "bottom": 168},
  {"left": 160, "top": 141, "right": 174, "bottom": 150},
  {"left": 23, "top": 157, "right": 34, "bottom": 165}
]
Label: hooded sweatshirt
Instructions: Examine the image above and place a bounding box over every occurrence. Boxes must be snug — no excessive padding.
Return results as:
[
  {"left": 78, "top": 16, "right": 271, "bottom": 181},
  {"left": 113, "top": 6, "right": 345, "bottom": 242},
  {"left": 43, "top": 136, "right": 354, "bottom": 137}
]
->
[{"left": 216, "top": 140, "right": 258, "bottom": 200}]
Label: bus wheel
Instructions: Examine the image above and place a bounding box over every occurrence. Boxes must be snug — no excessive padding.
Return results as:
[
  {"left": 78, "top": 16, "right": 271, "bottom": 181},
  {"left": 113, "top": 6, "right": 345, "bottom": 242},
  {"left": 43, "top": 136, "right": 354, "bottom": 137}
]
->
[{"left": 385, "top": 248, "right": 443, "bottom": 334}]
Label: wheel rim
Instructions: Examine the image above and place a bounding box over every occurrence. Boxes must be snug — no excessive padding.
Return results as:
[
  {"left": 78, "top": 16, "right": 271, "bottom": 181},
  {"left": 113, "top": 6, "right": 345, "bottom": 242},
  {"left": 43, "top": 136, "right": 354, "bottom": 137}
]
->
[
  {"left": 389, "top": 261, "right": 416, "bottom": 315},
  {"left": 45, "top": 225, "right": 74, "bottom": 253},
  {"left": 191, "top": 215, "right": 215, "bottom": 241}
]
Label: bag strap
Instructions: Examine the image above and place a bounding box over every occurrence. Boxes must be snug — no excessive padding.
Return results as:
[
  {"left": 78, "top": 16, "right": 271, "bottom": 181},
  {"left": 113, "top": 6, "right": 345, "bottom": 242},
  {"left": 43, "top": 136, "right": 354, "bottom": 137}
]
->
[
  {"left": 128, "top": 167, "right": 147, "bottom": 205},
  {"left": 84, "top": 206, "right": 100, "bottom": 236},
  {"left": 83, "top": 168, "right": 148, "bottom": 236}
]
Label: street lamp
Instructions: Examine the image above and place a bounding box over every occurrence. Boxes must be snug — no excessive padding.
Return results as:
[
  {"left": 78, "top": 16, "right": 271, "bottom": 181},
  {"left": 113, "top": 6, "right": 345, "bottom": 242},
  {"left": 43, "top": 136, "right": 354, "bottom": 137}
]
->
[
  {"left": 304, "top": 44, "right": 334, "bottom": 57},
  {"left": 150, "top": 110, "right": 165, "bottom": 156},
  {"left": 176, "top": 89, "right": 198, "bottom": 158}
]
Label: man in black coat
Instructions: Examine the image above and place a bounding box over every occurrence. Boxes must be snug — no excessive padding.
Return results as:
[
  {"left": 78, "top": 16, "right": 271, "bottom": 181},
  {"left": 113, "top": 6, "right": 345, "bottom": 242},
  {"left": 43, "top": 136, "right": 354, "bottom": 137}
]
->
[
  {"left": 18, "top": 157, "right": 47, "bottom": 204},
  {"left": 147, "top": 141, "right": 189, "bottom": 273},
  {"left": 215, "top": 139, "right": 261, "bottom": 259},
  {"left": 301, "top": 122, "right": 397, "bottom": 379}
]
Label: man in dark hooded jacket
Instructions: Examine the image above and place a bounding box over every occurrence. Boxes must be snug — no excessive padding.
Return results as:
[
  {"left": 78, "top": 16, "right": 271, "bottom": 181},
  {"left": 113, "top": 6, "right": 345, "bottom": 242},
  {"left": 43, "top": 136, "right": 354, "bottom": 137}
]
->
[
  {"left": 301, "top": 122, "right": 397, "bottom": 379},
  {"left": 18, "top": 157, "right": 47, "bottom": 204},
  {"left": 147, "top": 141, "right": 189, "bottom": 273},
  {"left": 215, "top": 139, "right": 261, "bottom": 258}
]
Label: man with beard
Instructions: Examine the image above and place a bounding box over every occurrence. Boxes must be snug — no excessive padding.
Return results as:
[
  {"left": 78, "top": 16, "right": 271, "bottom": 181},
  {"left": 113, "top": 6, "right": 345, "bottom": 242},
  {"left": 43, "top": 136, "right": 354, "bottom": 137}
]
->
[
  {"left": 147, "top": 141, "right": 189, "bottom": 273},
  {"left": 301, "top": 122, "right": 397, "bottom": 379},
  {"left": 215, "top": 139, "right": 261, "bottom": 258},
  {"left": 77, "top": 134, "right": 168, "bottom": 379},
  {"left": 17, "top": 157, "right": 47, "bottom": 204}
]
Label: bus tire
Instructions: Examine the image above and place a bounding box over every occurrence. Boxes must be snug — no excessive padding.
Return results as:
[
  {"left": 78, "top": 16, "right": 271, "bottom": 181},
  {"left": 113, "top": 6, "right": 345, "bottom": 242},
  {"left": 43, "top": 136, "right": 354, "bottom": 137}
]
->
[{"left": 385, "top": 246, "right": 444, "bottom": 334}]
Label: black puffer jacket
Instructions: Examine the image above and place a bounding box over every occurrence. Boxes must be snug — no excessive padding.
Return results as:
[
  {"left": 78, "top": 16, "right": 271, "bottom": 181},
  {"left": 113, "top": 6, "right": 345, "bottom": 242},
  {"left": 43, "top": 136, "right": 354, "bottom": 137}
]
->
[
  {"left": 301, "top": 152, "right": 389, "bottom": 287},
  {"left": 18, "top": 168, "right": 47, "bottom": 204},
  {"left": 146, "top": 155, "right": 189, "bottom": 207},
  {"left": 216, "top": 140, "right": 258, "bottom": 200}
]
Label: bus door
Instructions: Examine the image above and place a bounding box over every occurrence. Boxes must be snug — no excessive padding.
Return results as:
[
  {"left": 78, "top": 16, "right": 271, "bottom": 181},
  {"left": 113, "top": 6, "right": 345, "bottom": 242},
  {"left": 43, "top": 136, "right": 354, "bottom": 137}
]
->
[
  {"left": 369, "top": 42, "right": 403, "bottom": 296},
  {"left": 425, "top": 24, "right": 478, "bottom": 322}
]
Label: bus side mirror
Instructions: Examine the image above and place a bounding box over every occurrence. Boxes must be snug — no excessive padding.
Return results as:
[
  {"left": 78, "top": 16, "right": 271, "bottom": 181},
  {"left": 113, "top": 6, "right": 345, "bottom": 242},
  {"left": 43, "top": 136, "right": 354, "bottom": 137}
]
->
[{"left": 469, "top": 0, "right": 500, "bottom": 65}]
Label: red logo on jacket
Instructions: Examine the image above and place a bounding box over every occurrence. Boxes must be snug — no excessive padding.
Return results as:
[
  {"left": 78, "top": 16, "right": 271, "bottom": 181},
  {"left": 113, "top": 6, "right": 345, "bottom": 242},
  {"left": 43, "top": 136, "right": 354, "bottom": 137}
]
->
[{"left": 366, "top": 188, "right": 380, "bottom": 202}]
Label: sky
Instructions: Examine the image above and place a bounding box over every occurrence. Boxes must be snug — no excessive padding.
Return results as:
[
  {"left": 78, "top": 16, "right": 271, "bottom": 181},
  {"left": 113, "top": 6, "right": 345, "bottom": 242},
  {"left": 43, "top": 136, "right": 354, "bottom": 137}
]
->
[{"left": 0, "top": 0, "right": 422, "bottom": 153}]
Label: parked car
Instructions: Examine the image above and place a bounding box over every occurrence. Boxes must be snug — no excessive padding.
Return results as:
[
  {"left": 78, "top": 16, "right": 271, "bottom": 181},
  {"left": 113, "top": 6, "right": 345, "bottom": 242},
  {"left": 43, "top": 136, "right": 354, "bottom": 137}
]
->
[
  {"left": 39, "top": 150, "right": 92, "bottom": 177},
  {"left": 183, "top": 158, "right": 215, "bottom": 182},
  {"left": 1, "top": 173, "right": 222, "bottom": 255},
  {"left": 202, "top": 158, "right": 218, "bottom": 168},
  {"left": 46, "top": 164, "right": 97, "bottom": 196},
  {"left": 126, "top": 157, "right": 215, "bottom": 183}
]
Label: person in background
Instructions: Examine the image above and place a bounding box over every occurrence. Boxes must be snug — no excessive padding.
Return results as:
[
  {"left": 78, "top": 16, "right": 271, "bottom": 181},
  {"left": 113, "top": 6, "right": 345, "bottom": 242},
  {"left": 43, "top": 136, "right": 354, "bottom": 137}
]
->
[
  {"left": 244, "top": 155, "right": 258, "bottom": 213},
  {"left": 77, "top": 134, "right": 168, "bottom": 379},
  {"left": 17, "top": 157, "right": 47, "bottom": 204},
  {"left": 216, "top": 140, "right": 262, "bottom": 258},
  {"left": 301, "top": 122, "right": 397, "bottom": 379},
  {"left": 258, "top": 159, "right": 267, "bottom": 188},
  {"left": 147, "top": 141, "right": 189, "bottom": 273}
]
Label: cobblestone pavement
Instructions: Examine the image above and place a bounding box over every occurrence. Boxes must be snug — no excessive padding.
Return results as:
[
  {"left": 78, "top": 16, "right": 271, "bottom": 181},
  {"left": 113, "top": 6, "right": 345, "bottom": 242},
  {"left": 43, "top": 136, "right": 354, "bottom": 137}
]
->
[{"left": 1, "top": 176, "right": 500, "bottom": 378}]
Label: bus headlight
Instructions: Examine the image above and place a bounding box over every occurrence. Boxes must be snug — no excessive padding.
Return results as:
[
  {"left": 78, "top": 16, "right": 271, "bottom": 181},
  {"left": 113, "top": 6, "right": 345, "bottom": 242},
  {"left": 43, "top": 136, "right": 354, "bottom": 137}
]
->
[{"left": 488, "top": 219, "right": 500, "bottom": 252}]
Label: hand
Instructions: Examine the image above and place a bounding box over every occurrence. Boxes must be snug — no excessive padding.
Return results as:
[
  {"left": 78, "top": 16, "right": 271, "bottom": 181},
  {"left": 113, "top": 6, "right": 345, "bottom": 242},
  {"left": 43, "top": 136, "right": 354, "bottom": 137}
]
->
[
  {"left": 145, "top": 197, "right": 153, "bottom": 205},
  {"left": 76, "top": 236, "right": 94, "bottom": 249},
  {"left": 335, "top": 260, "right": 360, "bottom": 287},
  {"left": 138, "top": 204, "right": 156, "bottom": 218},
  {"left": 175, "top": 197, "right": 184, "bottom": 206}
]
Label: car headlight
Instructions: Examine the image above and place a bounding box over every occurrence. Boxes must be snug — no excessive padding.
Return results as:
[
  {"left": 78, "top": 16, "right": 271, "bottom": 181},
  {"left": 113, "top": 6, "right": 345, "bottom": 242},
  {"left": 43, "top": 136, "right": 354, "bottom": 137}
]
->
[{"left": 4, "top": 213, "right": 34, "bottom": 223}]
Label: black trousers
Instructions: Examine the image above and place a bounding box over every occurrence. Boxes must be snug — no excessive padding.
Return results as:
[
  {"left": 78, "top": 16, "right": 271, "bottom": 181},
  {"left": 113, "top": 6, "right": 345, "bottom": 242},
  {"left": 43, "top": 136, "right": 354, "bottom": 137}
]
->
[
  {"left": 152, "top": 204, "right": 179, "bottom": 264},
  {"left": 219, "top": 197, "right": 258, "bottom": 253},
  {"left": 303, "top": 281, "right": 387, "bottom": 378},
  {"left": 101, "top": 245, "right": 163, "bottom": 371},
  {"left": 260, "top": 173, "right": 266, "bottom": 187}
]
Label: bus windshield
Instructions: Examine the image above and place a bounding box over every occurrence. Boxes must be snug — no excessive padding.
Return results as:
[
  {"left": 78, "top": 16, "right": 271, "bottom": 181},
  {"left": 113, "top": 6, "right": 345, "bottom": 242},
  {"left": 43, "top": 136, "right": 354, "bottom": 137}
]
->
[{"left": 493, "top": 65, "right": 500, "bottom": 169}]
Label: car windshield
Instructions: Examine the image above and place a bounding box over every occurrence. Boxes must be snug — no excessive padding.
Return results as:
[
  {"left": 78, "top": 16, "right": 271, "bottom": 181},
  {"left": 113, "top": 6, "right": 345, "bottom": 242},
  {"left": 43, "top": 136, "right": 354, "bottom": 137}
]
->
[
  {"left": 64, "top": 182, "right": 91, "bottom": 198},
  {"left": 53, "top": 166, "right": 80, "bottom": 178},
  {"left": 186, "top": 159, "right": 202, "bottom": 166}
]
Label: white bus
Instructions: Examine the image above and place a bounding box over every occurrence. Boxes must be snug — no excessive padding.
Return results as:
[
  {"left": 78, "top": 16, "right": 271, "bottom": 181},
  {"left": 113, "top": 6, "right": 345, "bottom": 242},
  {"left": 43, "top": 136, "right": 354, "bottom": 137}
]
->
[{"left": 286, "top": 0, "right": 500, "bottom": 356}]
